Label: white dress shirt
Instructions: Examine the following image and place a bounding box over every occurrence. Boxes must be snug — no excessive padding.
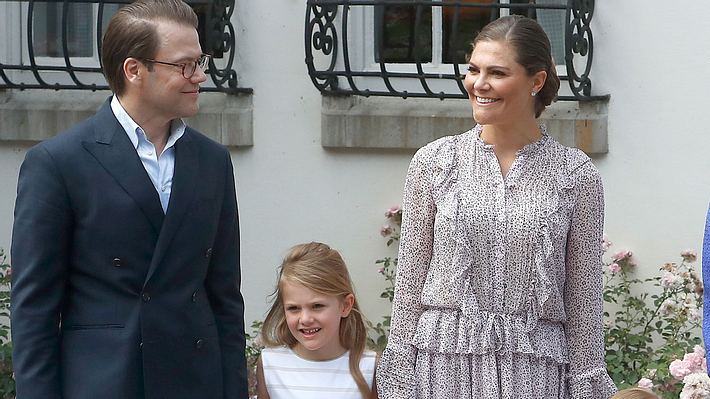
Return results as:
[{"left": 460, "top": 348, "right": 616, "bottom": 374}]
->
[{"left": 110, "top": 96, "right": 186, "bottom": 213}]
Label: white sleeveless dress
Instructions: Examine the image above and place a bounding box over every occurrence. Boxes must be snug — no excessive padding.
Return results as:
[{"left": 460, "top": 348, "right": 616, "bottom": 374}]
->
[{"left": 261, "top": 346, "right": 376, "bottom": 399}]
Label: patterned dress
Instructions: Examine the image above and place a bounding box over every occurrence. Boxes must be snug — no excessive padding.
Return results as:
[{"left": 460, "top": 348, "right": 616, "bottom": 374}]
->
[{"left": 377, "top": 125, "right": 617, "bottom": 399}]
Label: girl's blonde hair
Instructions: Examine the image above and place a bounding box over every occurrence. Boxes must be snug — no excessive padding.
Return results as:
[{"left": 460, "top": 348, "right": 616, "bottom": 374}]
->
[
  {"left": 612, "top": 388, "right": 660, "bottom": 399},
  {"left": 261, "top": 242, "right": 371, "bottom": 398}
]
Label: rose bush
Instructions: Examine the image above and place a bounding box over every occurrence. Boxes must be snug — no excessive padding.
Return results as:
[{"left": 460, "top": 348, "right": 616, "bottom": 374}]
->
[{"left": 603, "top": 242, "right": 703, "bottom": 398}]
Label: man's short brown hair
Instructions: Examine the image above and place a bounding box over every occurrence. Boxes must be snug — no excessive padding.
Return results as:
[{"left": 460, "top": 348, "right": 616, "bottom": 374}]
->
[{"left": 101, "top": 0, "right": 199, "bottom": 96}]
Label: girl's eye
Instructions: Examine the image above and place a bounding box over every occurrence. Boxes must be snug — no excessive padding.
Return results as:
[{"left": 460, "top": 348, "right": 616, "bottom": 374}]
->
[
  {"left": 467, "top": 66, "right": 478, "bottom": 74},
  {"left": 285, "top": 306, "right": 298, "bottom": 312},
  {"left": 312, "top": 303, "right": 324, "bottom": 309}
]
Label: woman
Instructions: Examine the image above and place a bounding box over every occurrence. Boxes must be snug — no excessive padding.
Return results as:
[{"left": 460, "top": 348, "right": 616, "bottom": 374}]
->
[{"left": 376, "top": 15, "right": 616, "bottom": 399}]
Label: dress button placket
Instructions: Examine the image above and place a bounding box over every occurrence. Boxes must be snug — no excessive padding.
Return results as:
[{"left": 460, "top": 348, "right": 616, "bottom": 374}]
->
[{"left": 495, "top": 180, "right": 508, "bottom": 309}]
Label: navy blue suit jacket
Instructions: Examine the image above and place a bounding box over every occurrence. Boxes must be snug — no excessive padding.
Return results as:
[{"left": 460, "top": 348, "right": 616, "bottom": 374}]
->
[{"left": 11, "top": 99, "right": 248, "bottom": 399}]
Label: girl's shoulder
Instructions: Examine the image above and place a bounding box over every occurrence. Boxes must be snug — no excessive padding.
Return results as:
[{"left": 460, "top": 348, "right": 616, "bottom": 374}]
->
[
  {"left": 261, "top": 345, "right": 290, "bottom": 354},
  {"left": 260, "top": 346, "right": 293, "bottom": 362}
]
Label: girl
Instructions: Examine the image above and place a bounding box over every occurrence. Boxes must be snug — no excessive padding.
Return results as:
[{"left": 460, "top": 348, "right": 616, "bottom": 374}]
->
[
  {"left": 256, "top": 242, "right": 377, "bottom": 399},
  {"left": 611, "top": 388, "right": 659, "bottom": 399}
]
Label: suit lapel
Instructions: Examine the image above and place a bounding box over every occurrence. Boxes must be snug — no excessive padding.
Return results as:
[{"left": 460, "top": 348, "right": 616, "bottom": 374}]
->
[
  {"left": 82, "top": 101, "right": 165, "bottom": 235},
  {"left": 143, "top": 131, "right": 199, "bottom": 285}
]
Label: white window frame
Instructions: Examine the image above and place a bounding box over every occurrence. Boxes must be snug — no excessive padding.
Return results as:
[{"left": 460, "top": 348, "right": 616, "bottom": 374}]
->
[
  {"left": 346, "top": 0, "right": 566, "bottom": 81},
  {"left": 0, "top": 2, "right": 118, "bottom": 87},
  {"left": 20, "top": 2, "right": 115, "bottom": 67}
]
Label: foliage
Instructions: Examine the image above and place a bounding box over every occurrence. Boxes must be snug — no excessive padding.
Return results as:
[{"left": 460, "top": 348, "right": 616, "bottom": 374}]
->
[
  {"left": 245, "top": 320, "right": 264, "bottom": 399},
  {"left": 367, "top": 206, "right": 400, "bottom": 353},
  {"left": 603, "top": 242, "right": 703, "bottom": 399},
  {"left": 0, "top": 249, "right": 13, "bottom": 399}
]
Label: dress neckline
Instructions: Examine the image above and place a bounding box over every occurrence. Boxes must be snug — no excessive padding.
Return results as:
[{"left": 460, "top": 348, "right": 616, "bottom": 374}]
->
[
  {"left": 288, "top": 346, "right": 349, "bottom": 363},
  {"left": 472, "top": 124, "right": 550, "bottom": 156}
]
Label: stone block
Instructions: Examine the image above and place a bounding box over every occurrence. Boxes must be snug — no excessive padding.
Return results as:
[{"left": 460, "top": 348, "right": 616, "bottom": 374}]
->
[
  {"left": 321, "top": 95, "right": 609, "bottom": 154},
  {"left": 0, "top": 90, "right": 253, "bottom": 147}
]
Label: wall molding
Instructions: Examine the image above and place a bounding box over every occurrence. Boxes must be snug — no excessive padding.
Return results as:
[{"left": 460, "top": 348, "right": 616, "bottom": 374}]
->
[
  {"left": 0, "top": 90, "right": 253, "bottom": 147},
  {"left": 322, "top": 96, "right": 608, "bottom": 154}
]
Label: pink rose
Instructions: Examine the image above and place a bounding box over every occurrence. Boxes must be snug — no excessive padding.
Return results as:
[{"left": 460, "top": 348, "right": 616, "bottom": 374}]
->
[
  {"left": 637, "top": 378, "right": 653, "bottom": 389},
  {"left": 608, "top": 263, "right": 621, "bottom": 273},
  {"left": 670, "top": 358, "right": 692, "bottom": 380},
  {"left": 380, "top": 225, "right": 393, "bottom": 237},
  {"left": 611, "top": 250, "right": 632, "bottom": 261},
  {"left": 384, "top": 206, "right": 401, "bottom": 218},
  {"left": 601, "top": 234, "right": 612, "bottom": 252},
  {"left": 693, "top": 345, "right": 706, "bottom": 358},
  {"left": 681, "top": 249, "right": 698, "bottom": 263},
  {"left": 661, "top": 271, "right": 682, "bottom": 289},
  {"left": 683, "top": 352, "right": 705, "bottom": 373}
]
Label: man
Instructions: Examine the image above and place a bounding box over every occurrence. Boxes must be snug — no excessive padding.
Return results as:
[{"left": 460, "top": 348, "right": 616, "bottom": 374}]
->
[{"left": 10, "top": 1, "right": 248, "bottom": 398}]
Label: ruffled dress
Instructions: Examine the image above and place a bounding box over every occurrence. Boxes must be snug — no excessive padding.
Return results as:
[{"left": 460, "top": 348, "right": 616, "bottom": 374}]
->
[{"left": 377, "top": 125, "right": 617, "bottom": 399}]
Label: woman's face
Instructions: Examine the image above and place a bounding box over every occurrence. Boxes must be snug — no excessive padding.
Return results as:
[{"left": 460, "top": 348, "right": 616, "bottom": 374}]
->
[{"left": 463, "top": 40, "right": 545, "bottom": 126}]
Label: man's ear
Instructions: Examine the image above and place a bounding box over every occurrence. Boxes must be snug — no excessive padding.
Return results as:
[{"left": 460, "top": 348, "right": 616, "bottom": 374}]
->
[
  {"left": 340, "top": 294, "right": 354, "bottom": 318},
  {"left": 123, "top": 57, "right": 144, "bottom": 87}
]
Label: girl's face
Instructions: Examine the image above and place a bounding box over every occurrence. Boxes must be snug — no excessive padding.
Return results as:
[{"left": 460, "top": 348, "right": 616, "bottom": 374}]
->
[
  {"left": 463, "top": 39, "right": 545, "bottom": 125},
  {"left": 281, "top": 280, "right": 354, "bottom": 361}
]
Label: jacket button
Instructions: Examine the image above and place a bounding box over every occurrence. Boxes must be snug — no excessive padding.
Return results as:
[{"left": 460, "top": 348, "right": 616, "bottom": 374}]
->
[
  {"left": 195, "top": 338, "right": 205, "bottom": 349},
  {"left": 142, "top": 292, "right": 151, "bottom": 302},
  {"left": 205, "top": 248, "right": 213, "bottom": 258},
  {"left": 191, "top": 291, "right": 198, "bottom": 303},
  {"left": 112, "top": 257, "right": 122, "bottom": 267}
]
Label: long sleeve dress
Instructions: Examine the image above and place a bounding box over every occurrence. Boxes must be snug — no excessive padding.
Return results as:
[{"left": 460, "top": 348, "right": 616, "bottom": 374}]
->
[{"left": 376, "top": 125, "right": 617, "bottom": 399}]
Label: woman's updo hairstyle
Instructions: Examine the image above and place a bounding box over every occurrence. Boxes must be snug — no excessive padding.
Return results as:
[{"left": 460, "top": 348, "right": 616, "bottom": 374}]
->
[{"left": 472, "top": 15, "right": 560, "bottom": 117}]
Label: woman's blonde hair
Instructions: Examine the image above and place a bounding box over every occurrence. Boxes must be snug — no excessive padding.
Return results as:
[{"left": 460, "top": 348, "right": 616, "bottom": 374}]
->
[
  {"left": 612, "top": 388, "right": 660, "bottom": 399},
  {"left": 261, "top": 242, "right": 371, "bottom": 398}
]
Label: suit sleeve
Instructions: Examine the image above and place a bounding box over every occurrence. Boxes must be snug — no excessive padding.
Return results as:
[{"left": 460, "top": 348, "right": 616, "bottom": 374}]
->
[
  {"left": 204, "top": 149, "right": 248, "bottom": 399},
  {"left": 11, "top": 145, "right": 72, "bottom": 399}
]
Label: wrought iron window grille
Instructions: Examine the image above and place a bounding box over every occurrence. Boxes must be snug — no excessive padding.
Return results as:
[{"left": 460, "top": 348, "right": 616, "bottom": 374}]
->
[
  {"left": 305, "top": 0, "right": 608, "bottom": 101},
  {"left": 0, "top": 0, "right": 251, "bottom": 94}
]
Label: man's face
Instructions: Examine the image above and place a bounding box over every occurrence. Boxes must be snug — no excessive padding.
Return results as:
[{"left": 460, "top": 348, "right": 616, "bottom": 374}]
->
[{"left": 139, "top": 20, "right": 207, "bottom": 122}]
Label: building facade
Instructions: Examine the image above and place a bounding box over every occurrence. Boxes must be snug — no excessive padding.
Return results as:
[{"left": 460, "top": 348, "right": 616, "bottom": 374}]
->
[{"left": 0, "top": 0, "right": 709, "bottom": 327}]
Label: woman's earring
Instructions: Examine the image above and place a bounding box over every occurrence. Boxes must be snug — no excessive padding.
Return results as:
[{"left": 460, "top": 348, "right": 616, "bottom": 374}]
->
[{"left": 531, "top": 90, "right": 538, "bottom": 97}]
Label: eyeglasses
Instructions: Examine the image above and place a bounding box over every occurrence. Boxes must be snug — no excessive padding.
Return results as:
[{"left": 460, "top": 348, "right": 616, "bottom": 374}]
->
[{"left": 143, "top": 53, "right": 211, "bottom": 79}]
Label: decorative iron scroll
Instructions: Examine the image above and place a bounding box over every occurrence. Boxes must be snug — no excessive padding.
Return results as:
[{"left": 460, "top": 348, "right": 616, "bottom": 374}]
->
[
  {"left": 305, "top": 0, "right": 608, "bottom": 101},
  {"left": 565, "top": 0, "right": 594, "bottom": 98},
  {"left": 0, "top": 0, "right": 251, "bottom": 94}
]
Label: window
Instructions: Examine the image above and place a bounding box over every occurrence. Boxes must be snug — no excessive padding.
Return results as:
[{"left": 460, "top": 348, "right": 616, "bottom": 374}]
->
[
  {"left": 373, "top": 0, "right": 567, "bottom": 66},
  {"left": 25, "top": 2, "right": 119, "bottom": 63},
  {"left": 0, "top": 1, "right": 249, "bottom": 94},
  {"left": 306, "top": 0, "right": 601, "bottom": 101}
]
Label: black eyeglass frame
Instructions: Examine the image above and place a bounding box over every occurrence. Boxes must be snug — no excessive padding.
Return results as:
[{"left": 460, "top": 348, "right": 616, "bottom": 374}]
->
[{"left": 142, "top": 53, "right": 212, "bottom": 79}]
